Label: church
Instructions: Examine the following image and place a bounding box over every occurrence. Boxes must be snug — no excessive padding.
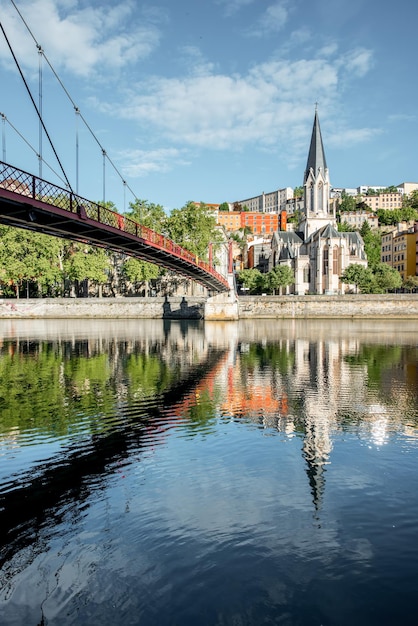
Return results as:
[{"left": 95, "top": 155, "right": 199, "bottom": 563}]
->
[{"left": 270, "top": 110, "right": 367, "bottom": 294}]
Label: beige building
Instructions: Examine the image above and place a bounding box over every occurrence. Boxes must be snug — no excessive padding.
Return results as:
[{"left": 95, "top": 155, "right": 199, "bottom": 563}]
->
[
  {"left": 396, "top": 182, "right": 418, "bottom": 196},
  {"left": 361, "top": 192, "right": 403, "bottom": 211},
  {"left": 381, "top": 224, "right": 418, "bottom": 282},
  {"left": 341, "top": 210, "right": 378, "bottom": 230}
]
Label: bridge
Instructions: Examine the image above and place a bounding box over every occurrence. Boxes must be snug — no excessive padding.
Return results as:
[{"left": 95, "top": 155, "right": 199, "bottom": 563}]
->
[
  {"left": 0, "top": 161, "right": 230, "bottom": 293},
  {"left": 0, "top": 10, "right": 231, "bottom": 295}
]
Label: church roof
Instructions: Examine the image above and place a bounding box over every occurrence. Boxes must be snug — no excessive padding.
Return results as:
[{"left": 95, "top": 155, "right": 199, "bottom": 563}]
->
[
  {"left": 304, "top": 110, "right": 327, "bottom": 183},
  {"left": 306, "top": 222, "right": 340, "bottom": 243},
  {"left": 272, "top": 231, "right": 303, "bottom": 245}
]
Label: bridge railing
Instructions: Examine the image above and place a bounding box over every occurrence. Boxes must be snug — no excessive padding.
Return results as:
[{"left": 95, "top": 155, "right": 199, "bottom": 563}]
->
[{"left": 0, "top": 161, "right": 229, "bottom": 289}]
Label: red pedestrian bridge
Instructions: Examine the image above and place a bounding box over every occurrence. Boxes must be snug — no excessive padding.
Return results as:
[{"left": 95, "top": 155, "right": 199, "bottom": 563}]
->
[{"left": 0, "top": 161, "right": 229, "bottom": 293}]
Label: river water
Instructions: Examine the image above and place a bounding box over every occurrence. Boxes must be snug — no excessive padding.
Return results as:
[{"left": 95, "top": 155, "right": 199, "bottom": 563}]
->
[{"left": 0, "top": 318, "right": 417, "bottom": 626}]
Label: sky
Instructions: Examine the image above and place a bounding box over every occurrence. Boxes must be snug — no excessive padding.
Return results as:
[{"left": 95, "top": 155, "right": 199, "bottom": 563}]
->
[{"left": 0, "top": 0, "right": 417, "bottom": 213}]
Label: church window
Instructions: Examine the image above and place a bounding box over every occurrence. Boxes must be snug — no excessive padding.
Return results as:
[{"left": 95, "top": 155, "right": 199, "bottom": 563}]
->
[
  {"left": 333, "top": 248, "right": 338, "bottom": 274},
  {"left": 303, "top": 265, "right": 311, "bottom": 283},
  {"left": 323, "top": 248, "right": 329, "bottom": 275},
  {"left": 318, "top": 182, "right": 323, "bottom": 212}
]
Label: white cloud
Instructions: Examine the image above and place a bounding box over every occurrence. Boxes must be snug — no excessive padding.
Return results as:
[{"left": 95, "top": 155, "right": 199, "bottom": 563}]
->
[
  {"left": 216, "top": 0, "right": 256, "bottom": 17},
  {"left": 0, "top": 0, "right": 161, "bottom": 77},
  {"left": 113, "top": 57, "right": 340, "bottom": 151},
  {"left": 250, "top": 1, "right": 289, "bottom": 37},
  {"left": 339, "top": 48, "right": 374, "bottom": 77},
  {"left": 388, "top": 113, "right": 416, "bottom": 123},
  {"left": 328, "top": 127, "right": 382, "bottom": 148},
  {"left": 119, "top": 148, "right": 190, "bottom": 177}
]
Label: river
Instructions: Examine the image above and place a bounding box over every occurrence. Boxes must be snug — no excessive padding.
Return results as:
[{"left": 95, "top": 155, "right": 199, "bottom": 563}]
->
[{"left": 0, "top": 318, "right": 417, "bottom": 625}]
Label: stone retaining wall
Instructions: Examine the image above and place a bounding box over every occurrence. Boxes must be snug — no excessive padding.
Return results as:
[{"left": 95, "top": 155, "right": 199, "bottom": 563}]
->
[
  {"left": 238, "top": 294, "right": 418, "bottom": 318},
  {"left": 1, "top": 294, "right": 418, "bottom": 319}
]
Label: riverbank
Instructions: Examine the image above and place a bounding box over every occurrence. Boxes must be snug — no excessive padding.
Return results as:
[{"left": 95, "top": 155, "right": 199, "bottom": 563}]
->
[{"left": 1, "top": 294, "right": 418, "bottom": 319}]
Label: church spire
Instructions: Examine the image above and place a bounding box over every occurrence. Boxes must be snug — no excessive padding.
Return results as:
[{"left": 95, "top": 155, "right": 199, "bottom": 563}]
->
[{"left": 304, "top": 108, "right": 327, "bottom": 183}]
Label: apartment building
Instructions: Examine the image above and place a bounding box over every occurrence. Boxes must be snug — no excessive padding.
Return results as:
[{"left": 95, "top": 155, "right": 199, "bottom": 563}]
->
[
  {"left": 341, "top": 210, "right": 378, "bottom": 230},
  {"left": 217, "top": 211, "right": 241, "bottom": 232},
  {"left": 240, "top": 211, "right": 281, "bottom": 235},
  {"left": 361, "top": 192, "right": 403, "bottom": 211},
  {"left": 235, "top": 188, "right": 293, "bottom": 213},
  {"left": 381, "top": 224, "right": 418, "bottom": 281}
]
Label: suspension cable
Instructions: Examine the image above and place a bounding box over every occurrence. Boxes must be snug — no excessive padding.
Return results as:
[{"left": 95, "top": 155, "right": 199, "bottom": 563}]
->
[
  {"left": 9, "top": 0, "right": 141, "bottom": 205},
  {"left": 0, "top": 21, "right": 73, "bottom": 191},
  {"left": 0, "top": 111, "right": 70, "bottom": 186}
]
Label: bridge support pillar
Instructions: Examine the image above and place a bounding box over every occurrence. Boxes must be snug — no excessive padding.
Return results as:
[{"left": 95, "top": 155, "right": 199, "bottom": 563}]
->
[{"left": 205, "top": 274, "right": 239, "bottom": 320}]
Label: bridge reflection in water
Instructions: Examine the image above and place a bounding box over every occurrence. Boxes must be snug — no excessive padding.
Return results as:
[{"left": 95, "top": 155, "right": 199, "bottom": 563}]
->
[{"left": 1, "top": 318, "right": 418, "bottom": 626}]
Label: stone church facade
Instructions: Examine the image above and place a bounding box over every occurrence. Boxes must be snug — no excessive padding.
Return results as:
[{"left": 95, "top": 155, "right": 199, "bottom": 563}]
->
[{"left": 270, "top": 111, "right": 367, "bottom": 295}]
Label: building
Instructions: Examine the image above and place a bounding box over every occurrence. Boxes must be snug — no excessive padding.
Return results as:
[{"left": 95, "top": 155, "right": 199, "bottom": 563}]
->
[
  {"left": 396, "top": 182, "right": 418, "bottom": 196},
  {"left": 270, "top": 110, "right": 367, "bottom": 295},
  {"left": 361, "top": 192, "right": 403, "bottom": 211},
  {"left": 233, "top": 187, "right": 293, "bottom": 213},
  {"left": 341, "top": 210, "right": 379, "bottom": 230},
  {"left": 381, "top": 223, "right": 417, "bottom": 282},
  {"left": 217, "top": 210, "right": 285, "bottom": 236}
]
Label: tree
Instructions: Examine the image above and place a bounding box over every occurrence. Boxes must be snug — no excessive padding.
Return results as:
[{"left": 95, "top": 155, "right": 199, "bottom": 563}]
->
[
  {"left": 293, "top": 186, "right": 304, "bottom": 198},
  {"left": 266, "top": 265, "right": 294, "bottom": 294},
  {"left": 218, "top": 202, "right": 230, "bottom": 212},
  {"left": 0, "top": 225, "right": 63, "bottom": 297},
  {"left": 360, "top": 222, "right": 382, "bottom": 269},
  {"left": 340, "top": 264, "right": 375, "bottom": 293},
  {"left": 64, "top": 244, "right": 110, "bottom": 297},
  {"left": 403, "top": 275, "right": 418, "bottom": 292},
  {"left": 166, "top": 202, "right": 221, "bottom": 259},
  {"left": 338, "top": 192, "right": 356, "bottom": 212},
  {"left": 126, "top": 199, "right": 167, "bottom": 232},
  {"left": 122, "top": 258, "right": 160, "bottom": 296},
  {"left": 373, "top": 263, "right": 402, "bottom": 293},
  {"left": 237, "top": 268, "right": 263, "bottom": 294}
]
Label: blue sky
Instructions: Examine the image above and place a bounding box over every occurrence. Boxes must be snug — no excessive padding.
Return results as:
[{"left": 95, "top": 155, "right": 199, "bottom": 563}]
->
[{"left": 1, "top": 0, "right": 417, "bottom": 213}]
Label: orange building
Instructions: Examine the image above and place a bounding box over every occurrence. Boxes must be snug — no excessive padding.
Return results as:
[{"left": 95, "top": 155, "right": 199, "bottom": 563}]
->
[{"left": 240, "top": 212, "right": 279, "bottom": 235}]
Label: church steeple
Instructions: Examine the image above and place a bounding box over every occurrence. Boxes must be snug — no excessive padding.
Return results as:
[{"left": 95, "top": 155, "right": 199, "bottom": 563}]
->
[
  {"left": 304, "top": 108, "right": 327, "bottom": 184},
  {"left": 300, "top": 108, "right": 335, "bottom": 239}
]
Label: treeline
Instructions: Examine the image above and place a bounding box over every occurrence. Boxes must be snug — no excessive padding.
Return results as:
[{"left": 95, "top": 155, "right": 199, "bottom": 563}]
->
[{"left": 0, "top": 199, "right": 223, "bottom": 298}]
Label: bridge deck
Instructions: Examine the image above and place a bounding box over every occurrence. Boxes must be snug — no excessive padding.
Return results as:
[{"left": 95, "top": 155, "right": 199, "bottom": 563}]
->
[{"left": 0, "top": 161, "right": 229, "bottom": 293}]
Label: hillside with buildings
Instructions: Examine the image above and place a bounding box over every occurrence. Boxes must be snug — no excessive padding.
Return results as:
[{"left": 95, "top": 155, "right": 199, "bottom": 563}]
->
[{"left": 205, "top": 113, "right": 418, "bottom": 295}]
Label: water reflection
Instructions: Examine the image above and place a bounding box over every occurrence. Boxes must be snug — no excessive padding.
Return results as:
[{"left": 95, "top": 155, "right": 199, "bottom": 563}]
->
[{"left": 0, "top": 318, "right": 417, "bottom": 625}]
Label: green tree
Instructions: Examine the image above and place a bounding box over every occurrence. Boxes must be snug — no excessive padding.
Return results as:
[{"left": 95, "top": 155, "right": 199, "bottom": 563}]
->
[
  {"left": 166, "top": 202, "right": 221, "bottom": 259},
  {"left": 403, "top": 275, "right": 418, "bottom": 292},
  {"left": 360, "top": 222, "right": 382, "bottom": 269},
  {"left": 0, "top": 225, "right": 64, "bottom": 297},
  {"left": 237, "top": 268, "right": 263, "bottom": 294},
  {"left": 340, "top": 264, "right": 375, "bottom": 293},
  {"left": 373, "top": 262, "right": 402, "bottom": 292},
  {"left": 64, "top": 244, "right": 110, "bottom": 296},
  {"left": 293, "top": 186, "right": 304, "bottom": 198},
  {"left": 408, "top": 190, "right": 418, "bottom": 210},
  {"left": 122, "top": 258, "right": 160, "bottom": 296},
  {"left": 266, "top": 265, "right": 295, "bottom": 294},
  {"left": 126, "top": 199, "right": 167, "bottom": 232},
  {"left": 338, "top": 192, "right": 356, "bottom": 212},
  {"left": 218, "top": 202, "right": 230, "bottom": 212}
]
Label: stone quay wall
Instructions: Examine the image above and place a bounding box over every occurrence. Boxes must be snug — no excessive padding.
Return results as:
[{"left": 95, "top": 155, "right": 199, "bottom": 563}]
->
[
  {"left": 1, "top": 294, "right": 418, "bottom": 320},
  {"left": 237, "top": 294, "right": 418, "bottom": 319}
]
